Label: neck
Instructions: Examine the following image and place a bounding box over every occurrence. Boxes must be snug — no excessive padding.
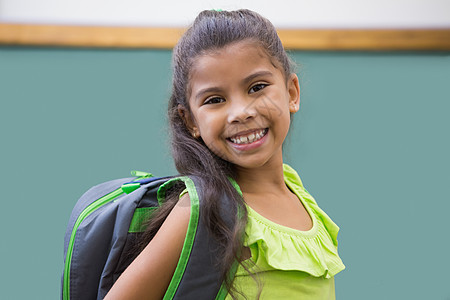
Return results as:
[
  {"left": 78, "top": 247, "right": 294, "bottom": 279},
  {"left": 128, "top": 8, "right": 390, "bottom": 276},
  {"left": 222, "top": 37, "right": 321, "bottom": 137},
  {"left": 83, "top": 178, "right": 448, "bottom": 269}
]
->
[{"left": 234, "top": 158, "right": 287, "bottom": 196}]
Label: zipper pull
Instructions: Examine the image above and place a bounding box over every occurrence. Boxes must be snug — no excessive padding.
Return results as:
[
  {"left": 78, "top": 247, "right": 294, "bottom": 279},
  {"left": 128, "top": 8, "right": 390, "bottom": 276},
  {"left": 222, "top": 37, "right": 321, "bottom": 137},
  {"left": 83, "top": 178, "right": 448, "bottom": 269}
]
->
[
  {"left": 131, "top": 170, "right": 153, "bottom": 178},
  {"left": 122, "top": 182, "right": 141, "bottom": 194}
]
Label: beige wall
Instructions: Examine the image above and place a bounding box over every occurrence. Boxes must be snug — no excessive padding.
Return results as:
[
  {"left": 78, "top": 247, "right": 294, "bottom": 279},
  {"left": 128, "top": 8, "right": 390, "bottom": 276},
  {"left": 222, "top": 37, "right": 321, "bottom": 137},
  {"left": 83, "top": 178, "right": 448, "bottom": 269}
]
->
[{"left": 1, "top": 0, "right": 449, "bottom": 28}]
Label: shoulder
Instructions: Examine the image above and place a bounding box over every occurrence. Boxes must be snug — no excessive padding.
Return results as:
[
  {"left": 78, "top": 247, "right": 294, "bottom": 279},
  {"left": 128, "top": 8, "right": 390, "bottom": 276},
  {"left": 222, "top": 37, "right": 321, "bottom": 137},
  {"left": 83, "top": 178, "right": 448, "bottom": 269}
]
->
[
  {"left": 167, "top": 190, "right": 191, "bottom": 220},
  {"left": 283, "top": 163, "right": 304, "bottom": 188},
  {"left": 283, "top": 164, "right": 342, "bottom": 247},
  {"left": 153, "top": 191, "right": 191, "bottom": 244},
  {"left": 105, "top": 191, "right": 191, "bottom": 299}
]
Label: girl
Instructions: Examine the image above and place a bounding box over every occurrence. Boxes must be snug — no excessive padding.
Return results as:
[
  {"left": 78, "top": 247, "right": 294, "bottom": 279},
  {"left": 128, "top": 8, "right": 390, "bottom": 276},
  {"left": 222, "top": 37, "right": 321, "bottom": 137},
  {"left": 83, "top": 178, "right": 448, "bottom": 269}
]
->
[{"left": 106, "top": 9, "right": 345, "bottom": 299}]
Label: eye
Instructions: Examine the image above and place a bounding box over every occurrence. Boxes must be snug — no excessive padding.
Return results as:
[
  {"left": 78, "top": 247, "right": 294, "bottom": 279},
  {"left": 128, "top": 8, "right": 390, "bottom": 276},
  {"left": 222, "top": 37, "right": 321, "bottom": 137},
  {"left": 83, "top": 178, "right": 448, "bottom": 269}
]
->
[
  {"left": 203, "top": 96, "right": 225, "bottom": 105},
  {"left": 249, "top": 83, "right": 268, "bottom": 94}
]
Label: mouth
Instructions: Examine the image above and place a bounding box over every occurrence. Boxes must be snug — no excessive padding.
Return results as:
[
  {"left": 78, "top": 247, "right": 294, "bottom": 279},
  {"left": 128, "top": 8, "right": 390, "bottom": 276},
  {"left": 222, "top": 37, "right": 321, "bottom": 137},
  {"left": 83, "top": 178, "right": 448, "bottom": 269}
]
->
[{"left": 227, "top": 128, "right": 268, "bottom": 145}]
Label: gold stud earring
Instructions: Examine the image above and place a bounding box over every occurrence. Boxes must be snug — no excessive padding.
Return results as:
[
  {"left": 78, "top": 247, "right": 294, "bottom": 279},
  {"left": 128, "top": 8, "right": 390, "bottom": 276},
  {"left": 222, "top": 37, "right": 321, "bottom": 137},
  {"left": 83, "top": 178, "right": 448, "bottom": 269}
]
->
[{"left": 192, "top": 128, "right": 199, "bottom": 139}]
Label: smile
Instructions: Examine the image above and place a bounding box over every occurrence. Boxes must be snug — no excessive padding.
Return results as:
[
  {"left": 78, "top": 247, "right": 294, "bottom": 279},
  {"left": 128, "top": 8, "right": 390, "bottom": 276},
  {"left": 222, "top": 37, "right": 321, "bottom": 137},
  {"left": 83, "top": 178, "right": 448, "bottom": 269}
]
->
[{"left": 228, "top": 128, "right": 268, "bottom": 145}]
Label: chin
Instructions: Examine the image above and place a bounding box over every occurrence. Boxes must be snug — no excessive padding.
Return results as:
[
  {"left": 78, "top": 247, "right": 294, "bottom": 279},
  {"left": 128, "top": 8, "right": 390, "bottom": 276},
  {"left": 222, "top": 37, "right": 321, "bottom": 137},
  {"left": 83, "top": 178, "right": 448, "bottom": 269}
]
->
[{"left": 233, "top": 159, "right": 270, "bottom": 170}]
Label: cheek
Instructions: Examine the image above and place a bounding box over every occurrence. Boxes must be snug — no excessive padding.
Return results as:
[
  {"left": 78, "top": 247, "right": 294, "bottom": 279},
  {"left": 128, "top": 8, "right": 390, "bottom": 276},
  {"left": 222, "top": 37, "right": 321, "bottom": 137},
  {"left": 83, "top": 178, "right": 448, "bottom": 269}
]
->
[
  {"left": 261, "top": 90, "right": 290, "bottom": 114},
  {"left": 275, "top": 102, "right": 293, "bottom": 134},
  {"left": 196, "top": 113, "right": 219, "bottom": 137}
]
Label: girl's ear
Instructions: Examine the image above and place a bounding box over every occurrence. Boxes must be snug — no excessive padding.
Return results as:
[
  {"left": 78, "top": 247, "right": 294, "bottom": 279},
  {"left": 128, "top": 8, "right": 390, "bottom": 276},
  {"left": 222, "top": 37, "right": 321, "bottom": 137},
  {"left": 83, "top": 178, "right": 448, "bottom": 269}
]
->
[
  {"left": 287, "top": 73, "right": 300, "bottom": 113},
  {"left": 177, "top": 105, "right": 200, "bottom": 138}
]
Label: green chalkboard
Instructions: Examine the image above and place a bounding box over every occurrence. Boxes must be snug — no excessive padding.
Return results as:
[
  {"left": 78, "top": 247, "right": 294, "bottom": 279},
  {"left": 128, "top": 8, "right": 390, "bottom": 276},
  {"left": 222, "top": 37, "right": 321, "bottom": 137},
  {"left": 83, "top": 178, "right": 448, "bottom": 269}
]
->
[{"left": 1, "top": 47, "right": 449, "bottom": 299}]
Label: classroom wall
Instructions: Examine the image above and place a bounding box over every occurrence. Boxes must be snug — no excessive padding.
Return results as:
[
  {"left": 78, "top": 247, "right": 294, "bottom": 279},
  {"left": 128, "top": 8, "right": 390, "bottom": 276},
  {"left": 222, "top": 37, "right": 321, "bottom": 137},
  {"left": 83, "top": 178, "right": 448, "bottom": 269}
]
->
[{"left": 1, "top": 46, "right": 449, "bottom": 299}]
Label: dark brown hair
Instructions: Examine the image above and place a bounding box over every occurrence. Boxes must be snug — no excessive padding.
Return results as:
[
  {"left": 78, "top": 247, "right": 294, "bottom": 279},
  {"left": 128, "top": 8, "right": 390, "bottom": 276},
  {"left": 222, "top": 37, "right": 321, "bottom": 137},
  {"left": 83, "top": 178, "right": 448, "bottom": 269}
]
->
[{"left": 141, "top": 9, "right": 295, "bottom": 298}]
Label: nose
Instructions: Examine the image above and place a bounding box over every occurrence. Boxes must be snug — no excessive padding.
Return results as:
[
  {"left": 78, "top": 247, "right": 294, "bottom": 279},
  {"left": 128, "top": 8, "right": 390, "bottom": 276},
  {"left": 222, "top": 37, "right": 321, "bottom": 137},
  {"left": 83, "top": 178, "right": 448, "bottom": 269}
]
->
[{"left": 227, "top": 96, "right": 257, "bottom": 124}]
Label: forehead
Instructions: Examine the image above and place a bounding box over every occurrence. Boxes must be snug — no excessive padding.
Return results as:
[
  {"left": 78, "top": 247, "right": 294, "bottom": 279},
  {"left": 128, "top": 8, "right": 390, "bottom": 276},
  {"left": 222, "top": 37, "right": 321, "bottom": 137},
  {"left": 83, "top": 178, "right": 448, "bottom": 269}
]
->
[
  {"left": 188, "top": 41, "right": 281, "bottom": 93},
  {"left": 197, "top": 40, "right": 270, "bottom": 65}
]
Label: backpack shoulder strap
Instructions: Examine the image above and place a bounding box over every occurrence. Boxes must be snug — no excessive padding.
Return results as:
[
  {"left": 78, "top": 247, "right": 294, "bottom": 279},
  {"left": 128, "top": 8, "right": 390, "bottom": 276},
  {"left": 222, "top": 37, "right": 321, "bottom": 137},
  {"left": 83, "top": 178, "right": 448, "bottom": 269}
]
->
[{"left": 157, "top": 176, "right": 237, "bottom": 300}]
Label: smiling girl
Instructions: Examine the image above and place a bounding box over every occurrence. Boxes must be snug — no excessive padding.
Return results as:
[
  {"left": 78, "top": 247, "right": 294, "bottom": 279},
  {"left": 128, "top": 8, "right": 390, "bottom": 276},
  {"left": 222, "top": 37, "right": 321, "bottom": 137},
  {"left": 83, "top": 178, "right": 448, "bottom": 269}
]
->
[{"left": 105, "top": 9, "right": 345, "bottom": 299}]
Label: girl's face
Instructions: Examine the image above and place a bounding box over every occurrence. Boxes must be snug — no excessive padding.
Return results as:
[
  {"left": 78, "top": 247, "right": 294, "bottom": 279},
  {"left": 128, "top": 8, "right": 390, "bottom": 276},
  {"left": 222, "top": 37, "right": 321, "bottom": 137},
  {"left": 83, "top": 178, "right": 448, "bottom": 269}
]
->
[{"left": 186, "top": 40, "right": 300, "bottom": 170}]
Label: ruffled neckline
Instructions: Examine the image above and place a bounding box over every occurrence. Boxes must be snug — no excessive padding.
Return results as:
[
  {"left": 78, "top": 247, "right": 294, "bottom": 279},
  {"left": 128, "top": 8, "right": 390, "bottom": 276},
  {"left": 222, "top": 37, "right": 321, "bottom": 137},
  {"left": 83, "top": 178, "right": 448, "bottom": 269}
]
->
[
  {"left": 245, "top": 203, "right": 318, "bottom": 238},
  {"left": 238, "top": 164, "right": 345, "bottom": 279}
]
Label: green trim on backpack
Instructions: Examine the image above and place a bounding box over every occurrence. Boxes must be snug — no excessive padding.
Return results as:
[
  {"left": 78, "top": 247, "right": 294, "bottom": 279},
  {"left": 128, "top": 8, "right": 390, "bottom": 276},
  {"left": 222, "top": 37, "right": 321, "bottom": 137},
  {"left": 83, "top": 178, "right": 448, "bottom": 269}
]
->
[
  {"left": 158, "top": 177, "right": 200, "bottom": 300},
  {"left": 156, "top": 179, "right": 173, "bottom": 206},
  {"left": 212, "top": 177, "right": 247, "bottom": 299},
  {"left": 63, "top": 173, "right": 151, "bottom": 300},
  {"left": 63, "top": 187, "right": 125, "bottom": 300},
  {"left": 214, "top": 258, "right": 240, "bottom": 300},
  {"left": 128, "top": 207, "right": 158, "bottom": 233}
]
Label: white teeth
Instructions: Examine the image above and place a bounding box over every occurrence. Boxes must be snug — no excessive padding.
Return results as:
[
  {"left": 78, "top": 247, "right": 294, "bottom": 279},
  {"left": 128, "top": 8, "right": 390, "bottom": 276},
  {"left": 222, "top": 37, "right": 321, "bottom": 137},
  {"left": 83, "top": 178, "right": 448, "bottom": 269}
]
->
[{"left": 229, "top": 129, "right": 267, "bottom": 145}]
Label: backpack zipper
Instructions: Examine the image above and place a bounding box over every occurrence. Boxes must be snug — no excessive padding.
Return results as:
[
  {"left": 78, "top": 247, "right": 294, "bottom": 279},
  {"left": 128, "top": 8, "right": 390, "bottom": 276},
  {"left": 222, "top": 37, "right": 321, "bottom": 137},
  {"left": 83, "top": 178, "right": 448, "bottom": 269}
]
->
[{"left": 63, "top": 172, "right": 152, "bottom": 300}]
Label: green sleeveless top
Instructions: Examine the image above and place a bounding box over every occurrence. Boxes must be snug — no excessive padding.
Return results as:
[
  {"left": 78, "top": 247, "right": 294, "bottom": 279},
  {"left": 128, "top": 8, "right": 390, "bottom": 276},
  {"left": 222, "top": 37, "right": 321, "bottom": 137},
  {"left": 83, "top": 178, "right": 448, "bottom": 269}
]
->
[{"left": 226, "top": 164, "right": 345, "bottom": 299}]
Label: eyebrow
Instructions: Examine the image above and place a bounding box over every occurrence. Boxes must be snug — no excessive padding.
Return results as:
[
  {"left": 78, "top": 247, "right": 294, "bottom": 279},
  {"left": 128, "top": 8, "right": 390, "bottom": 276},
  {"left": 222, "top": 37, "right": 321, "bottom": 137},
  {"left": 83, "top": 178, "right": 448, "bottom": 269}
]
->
[
  {"left": 194, "top": 87, "right": 223, "bottom": 102},
  {"left": 194, "top": 70, "right": 274, "bottom": 102},
  {"left": 243, "top": 70, "right": 274, "bottom": 85}
]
